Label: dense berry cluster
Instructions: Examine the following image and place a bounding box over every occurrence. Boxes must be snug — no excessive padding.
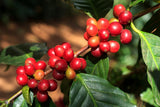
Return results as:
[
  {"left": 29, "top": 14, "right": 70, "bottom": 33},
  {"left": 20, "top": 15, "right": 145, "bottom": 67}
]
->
[
  {"left": 84, "top": 4, "right": 133, "bottom": 57},
  {"left": 48, "top": 42, "right": 86, "bottom": 80},
  {"left": 16, "top": 42, "right": 87, "bottom": 103}
]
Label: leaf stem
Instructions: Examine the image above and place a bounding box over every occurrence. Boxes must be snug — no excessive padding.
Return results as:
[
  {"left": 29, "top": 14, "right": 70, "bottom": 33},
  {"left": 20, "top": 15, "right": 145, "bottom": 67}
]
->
[{"left": 133, "top": 3, "right": 160, "bottom": 20}]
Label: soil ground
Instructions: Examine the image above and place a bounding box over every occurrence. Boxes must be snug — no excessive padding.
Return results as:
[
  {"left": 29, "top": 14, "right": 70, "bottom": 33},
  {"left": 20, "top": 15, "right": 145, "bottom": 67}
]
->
[{"left": 0, "top": 14, "right": 88, "bottom": 102}]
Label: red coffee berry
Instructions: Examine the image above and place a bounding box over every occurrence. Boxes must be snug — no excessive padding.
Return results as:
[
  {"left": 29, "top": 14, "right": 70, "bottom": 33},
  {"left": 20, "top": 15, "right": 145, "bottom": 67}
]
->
[
  {"left": 48, "top": 56, "right": 61, "bottom": 68},
  {"left": 37, "top": 91, "right": 48, "bottom": 103},
  {"left": 88, "top": 36, "right": 100, "bottom": 48},
  {"left": 34, "top": 60, "right": 46, "bottom": 70},
  {"left": 79, "top": 58, "right": 87, "bottom": 70},
  {"left": 16, "top": 74, "right": 28, "bottom": 86},
  {"left": 65, "top": 67, "right": 76, "bottom": 80},
  {"left": 55, "top": 59, "right": 68, "bottom": 73},
  {"left": 98, "top": 29, "right": 110, "bottom": 41},
  {"left": 120, "top": 29, "right": 132, "bottom": 44},
  {"left": 25, "top": 58, "right": 36, "bottom": 65},
  {"left": 28, "top": 79, "right": 38, "bottom": 89},
  {"left": 24, "top": 63, "right": 35, "bottom": 76},
  {"left": 52, "top": 69, "right": 65, "bottom": 80},
  {"left": 86, "top": 18, "right": 97, "bottom": 26},
  {"left": 86, "top": 24, "right": 98, "bottom": 36},
  {"left": 113, "top": 4, "right": 126, "bottom": 17},
  {"left": 63, "top": 48, "right": 74, "bottom": 62},
  {"left": 119, "top": 11, "right": 132, "bottom": 25},
  {"left": 47, "top": 48, "right": 56, "bottom": 57},
  {"left": 38, "top": 79, "right": 49, "bottom": 91},
  {"left": 54, "top": 45, "right": 65, "bottom": 57},
  {"left": 16, "top": 66, "right": 25, "bottom": 75},
  {"left": 97, "top": 18, "right": 109, "bottom": 30},
  {"left": 83, "top": 32, "right": 90, "bottom": 41},
  {"left": 70, "top": 58, "right": 82, "bottom": 71},
  {"left": 91, "top": 47, "right": 103, "bottom": 57},
  {"left": 108, "top": 22, "right": 123, "bottom": 36},
  {"left": 48, "top": 79, "right": 57, "bottom": 91},
  {"left": 99, "top": 42, "right": 110, "bottom": 52},
  {"left": 108, "top": 40, "right": 120, "bottom": 53},
  {"left": 34, "top": 70, "right": 45, "bottom": 81},
  {"left": 61, "top": 42, "right": 71, "bottom": 50}
]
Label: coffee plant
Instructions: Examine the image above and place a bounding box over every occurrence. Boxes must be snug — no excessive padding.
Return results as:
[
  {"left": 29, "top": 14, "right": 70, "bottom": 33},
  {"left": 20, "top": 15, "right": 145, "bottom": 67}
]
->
[{"left": 1, "top": 0, "right": 160, "bottom": 107}]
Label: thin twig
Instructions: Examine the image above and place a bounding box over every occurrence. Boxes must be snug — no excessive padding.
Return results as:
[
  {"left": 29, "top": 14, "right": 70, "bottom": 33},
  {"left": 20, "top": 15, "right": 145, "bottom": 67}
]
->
[
  {"left": 133, "top": 3, "right": 160, "bottom": 20},
  {"left": 74, "top": 45, "right": 89, "bottom": 57}
]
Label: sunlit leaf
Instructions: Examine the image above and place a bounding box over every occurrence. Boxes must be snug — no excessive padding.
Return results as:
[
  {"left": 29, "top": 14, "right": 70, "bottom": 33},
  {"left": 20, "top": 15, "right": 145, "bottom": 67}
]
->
[{"left": 22, "top": 86, "right": 32, "bottom": 106}]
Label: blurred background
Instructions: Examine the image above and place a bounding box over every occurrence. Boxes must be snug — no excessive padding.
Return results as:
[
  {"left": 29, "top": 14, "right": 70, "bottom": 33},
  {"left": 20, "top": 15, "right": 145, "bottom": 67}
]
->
[{"left": 0, "top": 0, "right": 88, "bottom": 101}]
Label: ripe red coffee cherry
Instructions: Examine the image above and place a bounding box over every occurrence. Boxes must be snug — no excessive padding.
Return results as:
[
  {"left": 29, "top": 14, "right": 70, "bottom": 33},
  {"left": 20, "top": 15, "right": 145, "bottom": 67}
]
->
[
  {"left": 108, "top": 40, "right": 120, "bottom": 53},
  {"left": 38, "top": 79, "right": 49, "bottom": 91},
  {"left": 52, "top": 69, "right": 65, "bottom": 80},
  {"left": 86, "top": 18, "right": 97, "bottom": 26},
  {"left": 25, "top": 58, "right": 36, "bottom": 65},
  {"left": 99, "top": 42, "right": 110, "bottom": 52},
  {"left": 83, "top": 32, "right": 90, "bottom": 41},
  {"left": 79, "top": 58, "right": 87, "bottom": 70},
  {"left": 120, "top": 29, "right": 132, "bottom": 44},
  {"left": 61, "top": 42, "right": 71, "bottom": 50},
  {"left": 91, "top": 47, "right": 103, "bottom": 57},
  {"left": 55, "top": 59, "right": 68, "bottom": 73},
  {"left": 70, "top": 58, "right": 82, "bottom": 71},
  {"left": 65, "top": 67, "right": 76, "bottom": 80},
  {"left": 34, "top": 60, "right": 46, "bottom": 70},
  {"left": 63, "top": 48, "right": 74, "bottom": 62},
  {"left": 48, "top": 56, "right": 61, "bottom": 68},
  {"left": 47, "top": 48, "right": 55, "bottom": 57},
  {"left": 108, "top": 22, "right": 123, "bottom": 36},
  {"left": 109, "top": 18, "right": 119, "bottom": 23},
  {"left": 119, "top": 11, "right": 132, "bottom": 25},
  {"left": 16, "top": 66, "right": 25, "bottom": 75},
  {"left": 16, "top": 74, "right": 28, "bottom": 86},
  {"left": 98, "top": 29, "right": 110, "bottom": 41},
  {"left": 86, "top": 24, "right": 98, "bottom": 36},
  {"left": 48, "top": 79, "right": 57, "bottom": 91},
  {"left": 113, "top": 4, "right": 126, "bottom": 17},
  {"left": 28, "top": 79, "right": 38, "bottom": 89},
  {"left": 97, "top": 18, "right": 109, "bottom": 30},
  {"left": 37, "top": 91, "right": 48, "bottom": 103},
  {"left": 88, "top": 36, "right": 100, "bottom": 48},
  {"left": 24, "top": 63, "right": 35, "bottom": 76},
  {"left": 34, "top": 70, "right": 45, "bottom": 81},
  {"left": 54, "top": 45, "right": 65, "bottom": 57}
]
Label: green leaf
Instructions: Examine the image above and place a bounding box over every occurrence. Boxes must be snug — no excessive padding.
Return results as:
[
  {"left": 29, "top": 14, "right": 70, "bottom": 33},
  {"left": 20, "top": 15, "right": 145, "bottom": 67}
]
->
[
  {"left": 131, "top": 22, "right": 160, "bottom": 71},
  {"left": 69, "top": 73, "right": 136, "bottom": 107},
  {"left": 22, "top": 86, "right": 32, "bottom": 106},
  {"left": 129, "top": 0, "right": 145, "bottom": 7},
  {"left": 141, "top": 88, "right": 159, "bottom": 107},
  {"left": 13, "top": 91, "right": 34, "bottom": 107},
  {"left": 91, "top": 57, "right": 109, "bottom": 79},
  {"left": 0, "top": 43, "right": 48, "bottom": 66},
  {"left": 147, "top": 70, "right": 160, "bottom": 106},
  {"left": 105, "top": 0, "right": 131, "bottom": 19},
  {"left": 71, "top": 0, "right": 113, "bottom": 20}
]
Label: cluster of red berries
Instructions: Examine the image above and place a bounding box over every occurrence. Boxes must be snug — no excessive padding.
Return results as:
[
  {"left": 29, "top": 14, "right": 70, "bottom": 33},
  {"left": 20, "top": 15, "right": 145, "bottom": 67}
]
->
[
  {"left": 16, "top": 58, "right": 57, "bottom": 102},
  {"left": 48, "top": 42, "right": 86, "bottom": 80},
  {"left": 16, "top": 42, "right": 87, "bottom": 103},
  {"left": 84, "top": 4, "right": 133, "bottom": 57}
]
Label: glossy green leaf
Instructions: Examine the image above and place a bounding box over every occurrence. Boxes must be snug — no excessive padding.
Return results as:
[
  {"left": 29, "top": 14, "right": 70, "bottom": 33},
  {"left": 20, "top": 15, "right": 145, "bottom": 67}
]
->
[
  {"left": 105, "top": 0, "right": 131, "bottom": 19},
  {"left": 147, "top": 70, "right": 160, "bottom": 106},
  {"left": 91, "top": 57, "right": 109, "bottom": 79},
  {"left": 129, "top": 0, "right": 145, "bottom": 7},
  {"left": 141, "top": 88, "right": 159, "bottom": 107},
  {"left": 0, "top": 43, "right": 48, "bottom": 66},
  {"left": 13, "top": 91, "right": 34, "bottom": 107},
  {"left": 71, "top": 0, "right": 113, "bottom": 20},
  {"left": 69, "top": 73, "right": 136, "bottom": 107},
  {"left": 131, "top": 22, "right": 160, "bottom": 71},
  {"left": 22, "top": 86, "right": 32, "bottom": 106}
]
